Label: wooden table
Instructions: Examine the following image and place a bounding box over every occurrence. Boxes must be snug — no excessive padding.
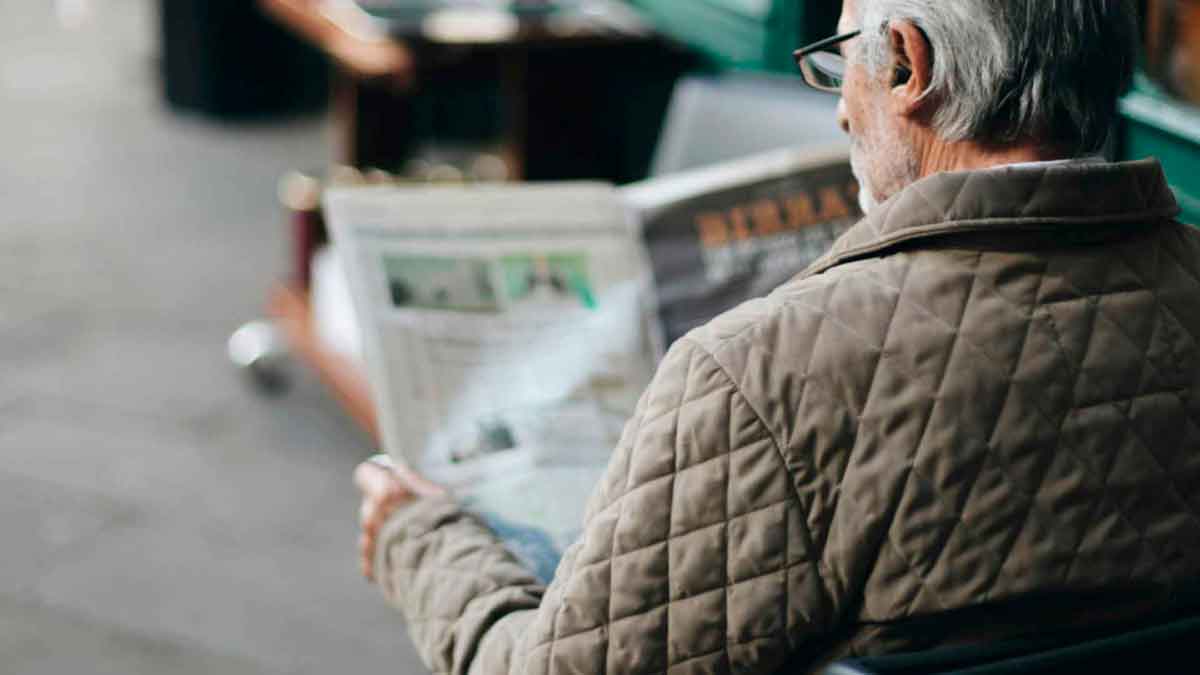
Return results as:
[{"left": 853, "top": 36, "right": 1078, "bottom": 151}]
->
[{"left": 259, "top": 0, "right": 415, "bottom": 81}]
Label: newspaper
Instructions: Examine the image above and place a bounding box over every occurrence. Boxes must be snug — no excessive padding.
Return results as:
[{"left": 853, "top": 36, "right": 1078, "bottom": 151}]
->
[
  {"left": 325, "top": 149, "right": 860, "bottom": 581},
  {"left": 623, "top": 144, "right": 860, "bottom": 351},
  {"left": 325, "top": 183, "right": 654, "bottom": 580}
]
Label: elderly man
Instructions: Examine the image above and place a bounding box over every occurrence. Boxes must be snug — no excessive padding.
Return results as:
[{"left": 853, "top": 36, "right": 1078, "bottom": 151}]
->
[{"left": 355, "top": 0, "right": 1200, "bottom": 672}]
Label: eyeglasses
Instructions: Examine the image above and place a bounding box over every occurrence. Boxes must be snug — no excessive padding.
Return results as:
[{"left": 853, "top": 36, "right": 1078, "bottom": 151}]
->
[{"left": 794, "top": 29, "right": 862, "bottom": 93}]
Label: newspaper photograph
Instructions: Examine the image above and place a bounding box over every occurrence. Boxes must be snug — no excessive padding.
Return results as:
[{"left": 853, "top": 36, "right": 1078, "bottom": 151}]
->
[{"left": 325, "top": 183, "right": 655, "bottom": 579}]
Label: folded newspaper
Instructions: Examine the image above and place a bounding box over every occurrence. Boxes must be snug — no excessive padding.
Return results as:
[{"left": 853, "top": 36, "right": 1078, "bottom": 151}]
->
[
  {"left": 324, "top": 146, "right": 859, "bottom": 581},
  {"left": 625, "top": 144, "right": 861, "bottom": 349}
]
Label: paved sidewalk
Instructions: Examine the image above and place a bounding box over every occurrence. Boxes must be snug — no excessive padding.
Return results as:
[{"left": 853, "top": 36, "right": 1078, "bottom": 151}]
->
[{"left": 0, "top": 2, "right": 425, "bottom": 672}]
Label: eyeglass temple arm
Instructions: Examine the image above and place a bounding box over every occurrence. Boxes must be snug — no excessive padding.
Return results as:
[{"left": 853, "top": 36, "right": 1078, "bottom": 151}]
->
[{"left": 793, "top": 29, "right": 863, "bottom": 59}]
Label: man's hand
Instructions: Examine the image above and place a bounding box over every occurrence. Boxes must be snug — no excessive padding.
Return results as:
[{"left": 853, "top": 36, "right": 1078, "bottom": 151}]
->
[{"left": 354, "top": 458, "right": 446, "bottom": 582}]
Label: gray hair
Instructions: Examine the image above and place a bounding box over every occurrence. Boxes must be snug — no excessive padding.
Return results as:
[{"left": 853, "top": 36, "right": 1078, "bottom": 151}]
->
[{"left": 857, "top": 0, "right": 1139, "bottom": 154}]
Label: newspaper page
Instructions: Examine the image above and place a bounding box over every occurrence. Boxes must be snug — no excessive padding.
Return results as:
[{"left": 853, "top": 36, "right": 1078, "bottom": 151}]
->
[
  {"left": 623, "top": 145, "right": 861, "bottom": 354},
  {"left": 325, "top": 183, "right": 655, "bottom": 581}
]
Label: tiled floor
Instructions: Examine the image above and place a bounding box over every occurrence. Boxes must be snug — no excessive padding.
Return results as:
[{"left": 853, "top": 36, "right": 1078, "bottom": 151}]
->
[{"left": 0, "top": 1, "right": 425, "bottom": 672}]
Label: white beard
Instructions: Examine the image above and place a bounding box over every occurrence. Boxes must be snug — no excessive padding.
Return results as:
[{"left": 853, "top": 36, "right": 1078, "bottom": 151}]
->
[
  {"left": 849, "top": 130, "right": 918, "bottom": 215},
  {"left": 852, "top": 160, "right": 880, "bottom": 214},
  {"left": 850, "top": 146, "right": 880, "bottom": 214},
  {"left": 847, "top": 91, "right": 923, "bottom": 215}
]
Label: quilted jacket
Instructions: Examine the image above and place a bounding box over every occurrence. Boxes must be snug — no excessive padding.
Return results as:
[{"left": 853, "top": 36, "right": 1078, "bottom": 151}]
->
[{"left": 375, "top": 159, "right": 1200, "bottom": 674}]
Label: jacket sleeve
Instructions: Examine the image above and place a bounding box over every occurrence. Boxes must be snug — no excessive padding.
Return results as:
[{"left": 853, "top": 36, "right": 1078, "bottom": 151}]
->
[{"left": 374, "top": 337, "right": 833, "bottom": 674}]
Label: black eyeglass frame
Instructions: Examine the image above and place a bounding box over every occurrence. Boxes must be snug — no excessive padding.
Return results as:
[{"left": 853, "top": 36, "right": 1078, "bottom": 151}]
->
[{"left": 793, "top": 29, "right": 862, "bottom": 92}]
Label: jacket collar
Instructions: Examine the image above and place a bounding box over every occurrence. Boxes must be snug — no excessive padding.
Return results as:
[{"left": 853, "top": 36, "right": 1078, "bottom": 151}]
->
[{"left": 805, "top": 159, "right": 1181, "bottom": 276}]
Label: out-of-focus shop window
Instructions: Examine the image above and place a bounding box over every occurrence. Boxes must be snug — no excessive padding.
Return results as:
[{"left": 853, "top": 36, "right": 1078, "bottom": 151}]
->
[{"left": 1145, "top": 0, "right": 1200, "bottom": 105}]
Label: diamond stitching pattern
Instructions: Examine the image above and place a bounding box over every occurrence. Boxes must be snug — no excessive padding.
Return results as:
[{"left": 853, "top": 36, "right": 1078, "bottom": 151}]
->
[
  {"left": 379, "top": 162, "right": 1200, "bottom": 675},
  {"left": 522, "top": 337, "right": 818, "bottom": 673},
  {"left": 796, "top": 220, "right": 1200, "bottom": 624}
]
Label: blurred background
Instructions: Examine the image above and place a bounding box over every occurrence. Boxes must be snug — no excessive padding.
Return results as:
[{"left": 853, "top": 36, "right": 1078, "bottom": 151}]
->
[
  {"left": 2, "top": 0, "right": 1198, "bottom": 673},
  {"left": 0, "top": 1, "right": 421, "bottom": 673}
]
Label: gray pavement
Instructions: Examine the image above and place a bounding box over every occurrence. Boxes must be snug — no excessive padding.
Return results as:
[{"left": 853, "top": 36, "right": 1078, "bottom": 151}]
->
[{"left": 0, "top": 1, "right": 426, "bottom": 672}]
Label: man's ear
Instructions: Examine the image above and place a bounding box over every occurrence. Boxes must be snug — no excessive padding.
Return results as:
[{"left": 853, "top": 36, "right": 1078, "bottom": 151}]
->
[{"left": 886, "top": 19, "right": 933, "bottom": 116}]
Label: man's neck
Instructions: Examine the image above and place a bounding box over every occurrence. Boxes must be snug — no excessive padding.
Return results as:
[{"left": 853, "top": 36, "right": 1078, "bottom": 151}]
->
[{"left": 918, "top": 139, "right": 1069, "bottom": 178}]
